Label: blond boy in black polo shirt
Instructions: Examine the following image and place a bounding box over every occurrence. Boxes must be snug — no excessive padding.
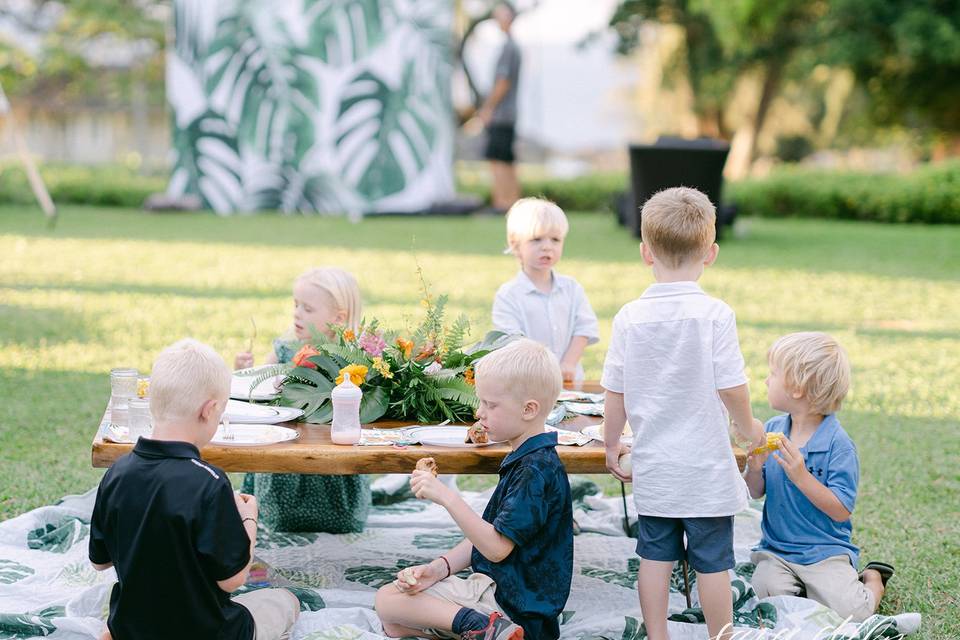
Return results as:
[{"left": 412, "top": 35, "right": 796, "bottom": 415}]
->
[{"left": 89, "top": 339, "right": 300, "bottom": 640}]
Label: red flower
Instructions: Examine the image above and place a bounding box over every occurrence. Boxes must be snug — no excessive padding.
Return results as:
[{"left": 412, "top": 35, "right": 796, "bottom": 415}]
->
[{"left": 292, "top": 345, "right": 320, "bottom": 369}]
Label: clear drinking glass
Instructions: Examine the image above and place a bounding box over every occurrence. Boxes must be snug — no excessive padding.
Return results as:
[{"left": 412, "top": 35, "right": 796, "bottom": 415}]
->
[
  {"left": 110, "top": 368, "right": 138, "bottom": 428},
  {"left": 128, "top": 398, "right": 152, "bottom": 440}
]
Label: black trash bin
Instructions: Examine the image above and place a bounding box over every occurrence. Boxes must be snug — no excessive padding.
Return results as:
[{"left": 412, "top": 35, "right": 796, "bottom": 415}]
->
[{"left": 623, "top": 137, "right": 732, "bottom": 239}]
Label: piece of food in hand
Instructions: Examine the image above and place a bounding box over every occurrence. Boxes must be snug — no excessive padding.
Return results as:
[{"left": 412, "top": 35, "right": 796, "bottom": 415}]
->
[
  {"left": 415, "top": 457, "right": 439, "bottom": 477},
  {"left": 399, "top": 567, "right": 418, "bottom": 586},
  {"left": 618, "top": 453, "right": 632, "bottom": 475},
  {"left": 751, "top": 432, "right": 783, "bottom": 455},
  {"left": 465, "top": 422, "right": 489, "bottom": 444}
]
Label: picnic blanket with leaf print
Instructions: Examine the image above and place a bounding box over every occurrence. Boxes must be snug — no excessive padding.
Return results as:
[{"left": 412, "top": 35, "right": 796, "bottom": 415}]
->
[{"left": 0, "top": 476, "right": 920, "bottom": 640}]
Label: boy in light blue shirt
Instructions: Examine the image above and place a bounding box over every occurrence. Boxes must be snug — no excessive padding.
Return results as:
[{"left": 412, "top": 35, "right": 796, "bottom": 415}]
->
[
  {"left": 745, "top": 332, "right": 894, "bottom": 622},
  {"left": 492, "top": 197, "right": 599, "bottom": 382}
]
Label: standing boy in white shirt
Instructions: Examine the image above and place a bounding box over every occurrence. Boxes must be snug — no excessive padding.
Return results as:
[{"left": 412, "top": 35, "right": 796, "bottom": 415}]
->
[
  {"left": 601, "top": 187, "right": 765, "bottom": 640},
  {"left": 492, "top": 197, "right": 599, "bottom": 382}
]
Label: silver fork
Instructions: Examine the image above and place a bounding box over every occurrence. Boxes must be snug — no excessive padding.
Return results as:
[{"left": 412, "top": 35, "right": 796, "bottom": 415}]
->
[{"left": 221, "top": 416, "right": 234, "bottom": 441}]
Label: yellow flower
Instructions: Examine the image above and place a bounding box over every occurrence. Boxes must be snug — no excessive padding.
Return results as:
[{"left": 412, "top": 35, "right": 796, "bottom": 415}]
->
[
  {"left": 464, "top": 367, "right": 474, "bottom": 386},
  {"left": 371, "top": 356, "right": 393, "bottom": 379},
  {"left": 137, "top": 378, "right": 150, "bottom": 398},
  {"left": 336, "top": 364, "right": 368, "bottom": 386},
  {"left": 343, "top": 329, "right": 356, "bottom": 342}
]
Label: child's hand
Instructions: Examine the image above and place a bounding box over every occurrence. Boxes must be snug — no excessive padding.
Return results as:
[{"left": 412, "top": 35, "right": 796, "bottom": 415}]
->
[
  {"left": 393, "top": 562, "right": 444, "bottom": 594},
  {"left": 605, "top": 445, "right": 632, "bottom": 483},
  {"left": 410, "top": 470, "right": 454, "bottom": 506},
  {"left": 234, "top": 351, "right": 254, "bottom": 370},
  {"left": 235, "top": 492, "right": 258, "bottom": 520},
  {"left": 559, "top": 359, "right": 577, "bottom": 383},
  {"left": 772, "top": 437, "right": 809, "bottom": 485},
  {"left": 746, "top": 449, "right": 770, "bottom": 472}
]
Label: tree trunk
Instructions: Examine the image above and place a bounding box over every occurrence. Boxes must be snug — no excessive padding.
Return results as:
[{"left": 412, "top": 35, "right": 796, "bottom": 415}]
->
[{"left": 726, "top": 58, "right": 785, "bottom": 178}]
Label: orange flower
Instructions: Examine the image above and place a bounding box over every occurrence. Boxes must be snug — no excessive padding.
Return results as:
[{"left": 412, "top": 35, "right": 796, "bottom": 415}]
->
[
  {"left": 336, "top": 364, "right": 368, "bottom": 386},
  {"left": 292, "top": 345, "right": 321, "bottom": 369},
  {"left": 343, "top": 329, "right": 356, "bottom": 342},
  {"left": 464, "top": 367, "right": 475, "bottom": 386},
  {"left": 415, "top": 340, "right": 435, "bottom": 361},
  {"left": 395, "top": 337, "right": 414, "bottom": 359}
]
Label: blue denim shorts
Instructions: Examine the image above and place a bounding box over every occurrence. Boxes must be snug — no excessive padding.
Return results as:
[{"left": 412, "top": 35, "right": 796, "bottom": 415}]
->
[{"left": 636, "top": 515, "right": 735, "bottom": 574}]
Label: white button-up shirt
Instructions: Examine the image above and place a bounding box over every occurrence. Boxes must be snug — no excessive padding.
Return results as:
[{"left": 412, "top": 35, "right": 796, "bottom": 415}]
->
[
  {"left": 602, "top": 281, "right": 749, "bottom": 517},
  {"left": 492, "top": 270, "right": 600, "bottom": 379}
]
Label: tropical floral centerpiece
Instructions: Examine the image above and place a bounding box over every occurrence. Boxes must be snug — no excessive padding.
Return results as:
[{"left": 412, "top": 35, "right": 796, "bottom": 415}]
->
[{"left": 251, "top": 278, "right": 513, "bottom": 424}]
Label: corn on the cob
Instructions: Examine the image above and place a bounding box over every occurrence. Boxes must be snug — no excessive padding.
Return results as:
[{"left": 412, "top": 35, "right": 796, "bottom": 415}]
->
[{"left": 751, "top": 432, "right": 783, "bottom": 456}]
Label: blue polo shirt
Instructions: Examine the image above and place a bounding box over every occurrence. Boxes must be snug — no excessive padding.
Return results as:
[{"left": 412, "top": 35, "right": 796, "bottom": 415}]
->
[
  {"left": 471, "top": 431, "right": 573, "bottom": 640},
  {"left": 756, "top": 414, "right": 860, "bottom": 566}
]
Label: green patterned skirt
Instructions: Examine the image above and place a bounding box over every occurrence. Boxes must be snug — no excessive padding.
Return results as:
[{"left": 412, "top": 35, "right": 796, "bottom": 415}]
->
[{"left": 241, "top": 473, "right": 371, "bottom": 533}]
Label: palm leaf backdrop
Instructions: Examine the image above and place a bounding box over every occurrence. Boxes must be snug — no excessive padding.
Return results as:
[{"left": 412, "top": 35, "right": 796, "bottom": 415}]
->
[{"left": 168, "top": 0, "right": 454, "bottom": 214}]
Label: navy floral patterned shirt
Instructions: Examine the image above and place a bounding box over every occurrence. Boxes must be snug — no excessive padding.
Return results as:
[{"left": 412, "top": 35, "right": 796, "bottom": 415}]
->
[{"left": 471, "top": 431, "right": 573, "bottom": 639}]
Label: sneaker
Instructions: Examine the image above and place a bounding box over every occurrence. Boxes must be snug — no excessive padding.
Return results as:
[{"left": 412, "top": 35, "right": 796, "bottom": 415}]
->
[{"left": 460, "top": 612, "right": 524, "bottom": 640}]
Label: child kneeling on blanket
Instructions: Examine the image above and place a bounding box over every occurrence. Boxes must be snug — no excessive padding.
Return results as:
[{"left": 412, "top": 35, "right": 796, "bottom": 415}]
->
[
  {"left": 375, "top": 338, "right": 573, "bottom": 640},
  {"left": 745, "top": 332, "right": 894, "bottom": 622},
  {"left": 89, "top": 339, "right": 300, "bottom": 640}
]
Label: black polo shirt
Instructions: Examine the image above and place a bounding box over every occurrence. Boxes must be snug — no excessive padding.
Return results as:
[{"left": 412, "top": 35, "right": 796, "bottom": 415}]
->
[
  {"left": 89, "top": 438, "right": 254, "bottom": 640},
  {"left": 471, "top": 431, "right": 573, "bottom": 640}
]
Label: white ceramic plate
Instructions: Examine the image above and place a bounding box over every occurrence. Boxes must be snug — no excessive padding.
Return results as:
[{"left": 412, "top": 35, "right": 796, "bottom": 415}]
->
[
  {"left": 544, "top": 426, "right": 592, "bottom": 447},
  {"left": 223, "top": 400, "right": 303, "bottom": 424},
  {"left": 581, "top": 423, "right": 633, "bottom": 446},
  {"left": 407, "top": 426, "right": 501, "bottom": 448},
  {"left": 210, "top": 424, "right": 299, "bottom": 447},
  {"left": 231, "top": 367, "right": 283, "bottom": 401}
]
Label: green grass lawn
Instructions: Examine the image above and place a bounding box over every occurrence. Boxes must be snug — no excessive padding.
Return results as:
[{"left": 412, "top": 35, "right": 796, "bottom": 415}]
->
[{"left": 1, "top": 205, "right": 958, "bottom": 636}]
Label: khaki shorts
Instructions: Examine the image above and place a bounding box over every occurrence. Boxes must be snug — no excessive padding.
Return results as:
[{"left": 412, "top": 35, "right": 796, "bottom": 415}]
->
[
  {"left": 420, "top": 573, "right": 511, "bottom": 639},
  {"left": 233, "top": 588, "right": 300, "bottom": 640},
  {"left": 751, "top": 551, "right": 876, "bottom": 622}
]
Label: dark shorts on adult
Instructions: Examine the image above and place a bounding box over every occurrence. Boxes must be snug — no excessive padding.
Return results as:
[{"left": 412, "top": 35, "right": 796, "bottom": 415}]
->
[
  {"left": 636, "top": 515, "right": 735, "bottom": 573},
  {"left": 484, "top": 124, "right": 515, "bottom": 164}
]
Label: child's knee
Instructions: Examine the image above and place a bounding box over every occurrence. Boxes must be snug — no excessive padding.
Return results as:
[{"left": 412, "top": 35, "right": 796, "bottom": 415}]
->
[
  {"left": 751, "top": 560, "right": 800, "bottom": 599},
  {"left": 373, "top": 584, "right": 398, "bottom": 615}
]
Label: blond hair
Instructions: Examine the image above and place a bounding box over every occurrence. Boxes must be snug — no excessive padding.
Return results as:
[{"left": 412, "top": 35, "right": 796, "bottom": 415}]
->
[
  {"left": 505, "top": 197, "right": 569, "bottom": 252},
  {"left": 640, "top": 187, "right": 716, "bottom": 268},
  {"left": 768, "top": 332, "right": 851, "bottom": 415},
  {"left": 294, "top": 267, "right": 362, "bottom": 331},
  {"left": 474, "top": 338, "right": 562, "bottom": 409},
  {"left": 150, "top": 339, "right": 230, "bottom": 424}
]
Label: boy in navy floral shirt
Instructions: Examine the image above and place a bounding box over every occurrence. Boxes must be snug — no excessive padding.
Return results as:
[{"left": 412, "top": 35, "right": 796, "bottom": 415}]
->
[{"left": 375, "top": 339, "right": 573, "bottom": 640}]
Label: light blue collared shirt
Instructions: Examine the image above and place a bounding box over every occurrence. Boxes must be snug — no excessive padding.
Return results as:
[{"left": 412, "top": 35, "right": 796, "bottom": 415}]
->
[{"left": 492, "top": 270, "right": 599, "bottom": 379}]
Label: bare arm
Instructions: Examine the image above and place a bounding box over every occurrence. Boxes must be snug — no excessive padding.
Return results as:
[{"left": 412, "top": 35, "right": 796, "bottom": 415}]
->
[
  {"left": 603, "top": 390, "right": 631, "bottom": 482},
  {"left": 92, "top": 561, "right": 113, "bottom": 571},
  {"left": 479, "top": 77, "right": 512, "bottom": 119},
  {"left": 775, "top": 438, "right": 851, "bottom": 521},
  {"left": 718, "top": 384, "right": 764, "bottom": 449},
  {"left": 743, "top": 452, "right": 767, "bottom": 499},
  {"left": 411, "top": 472, "right": 515, "bottom": 563},
  {"left": 560, "top": 336, "right": 589, "bottom": 382},
  {"left": 441, "top": 492, "right": 515, "bottom": 563}
]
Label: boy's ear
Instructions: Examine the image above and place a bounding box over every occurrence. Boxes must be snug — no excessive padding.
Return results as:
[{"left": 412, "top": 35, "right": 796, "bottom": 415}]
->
[
  {"left": 639, "top": 242, "right": 655, "bottom": 266},
  {"left": 333, "top": 309, "right": 348, "bottom": 325},
  {"left": 703, "top": 242, "right": 719, "bottom": 266},
  {"left": 199, "top": 398, "right": 221, "bottom": 424},
  {"left": 521, "top": 398, "right": 541, "bottom": 421}
]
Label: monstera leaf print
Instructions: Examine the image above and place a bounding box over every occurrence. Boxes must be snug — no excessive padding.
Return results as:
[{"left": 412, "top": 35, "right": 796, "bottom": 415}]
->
[
  {"left": 170, "top": 110, "right": 244, "bottom": 213},
  {"left": 303, "top": 0, "right": 386, "bottom": 66},
  {"left": 168, "top": 0, "right": 454, "bottom": 214},
  {"left": 336, "top": 62, "right": 441, "bottom": 200},
  {"left": 0, "top": 560, "right": 33, "bottom": 585},
  {"left": 0, "top": 605, "right": 64, "bottom": 639},
  {"left": 27, "top": 517, "right": 88, "bottom": 554}
]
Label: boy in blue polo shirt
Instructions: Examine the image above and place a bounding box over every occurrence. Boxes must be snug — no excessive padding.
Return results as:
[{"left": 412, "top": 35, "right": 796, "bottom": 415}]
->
[
  {"left": 89, "top": 339, "right": 300, "bottom": 640},
  {"left": 374, "top": 338, "right": 572, "bottom": 640},
  {"left": 745, "top": 332, "right": 893, "bottom": 622}
]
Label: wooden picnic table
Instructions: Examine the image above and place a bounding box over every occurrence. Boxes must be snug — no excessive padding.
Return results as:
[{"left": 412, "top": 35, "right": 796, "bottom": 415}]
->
[{"left": 91, "top": 382, "right": 747, "bottom": 475}]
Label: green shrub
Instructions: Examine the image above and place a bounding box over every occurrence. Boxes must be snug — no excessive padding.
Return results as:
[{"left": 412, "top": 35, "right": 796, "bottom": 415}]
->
[
  {"left": 728, "top": 161, "right": 960, "bottom": 224},
  {"left": 458, "top": 172, "right": 628, "bottom": 213},
  {"left": 0, "top": 164, "right": 165, "bottom": 209}
]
